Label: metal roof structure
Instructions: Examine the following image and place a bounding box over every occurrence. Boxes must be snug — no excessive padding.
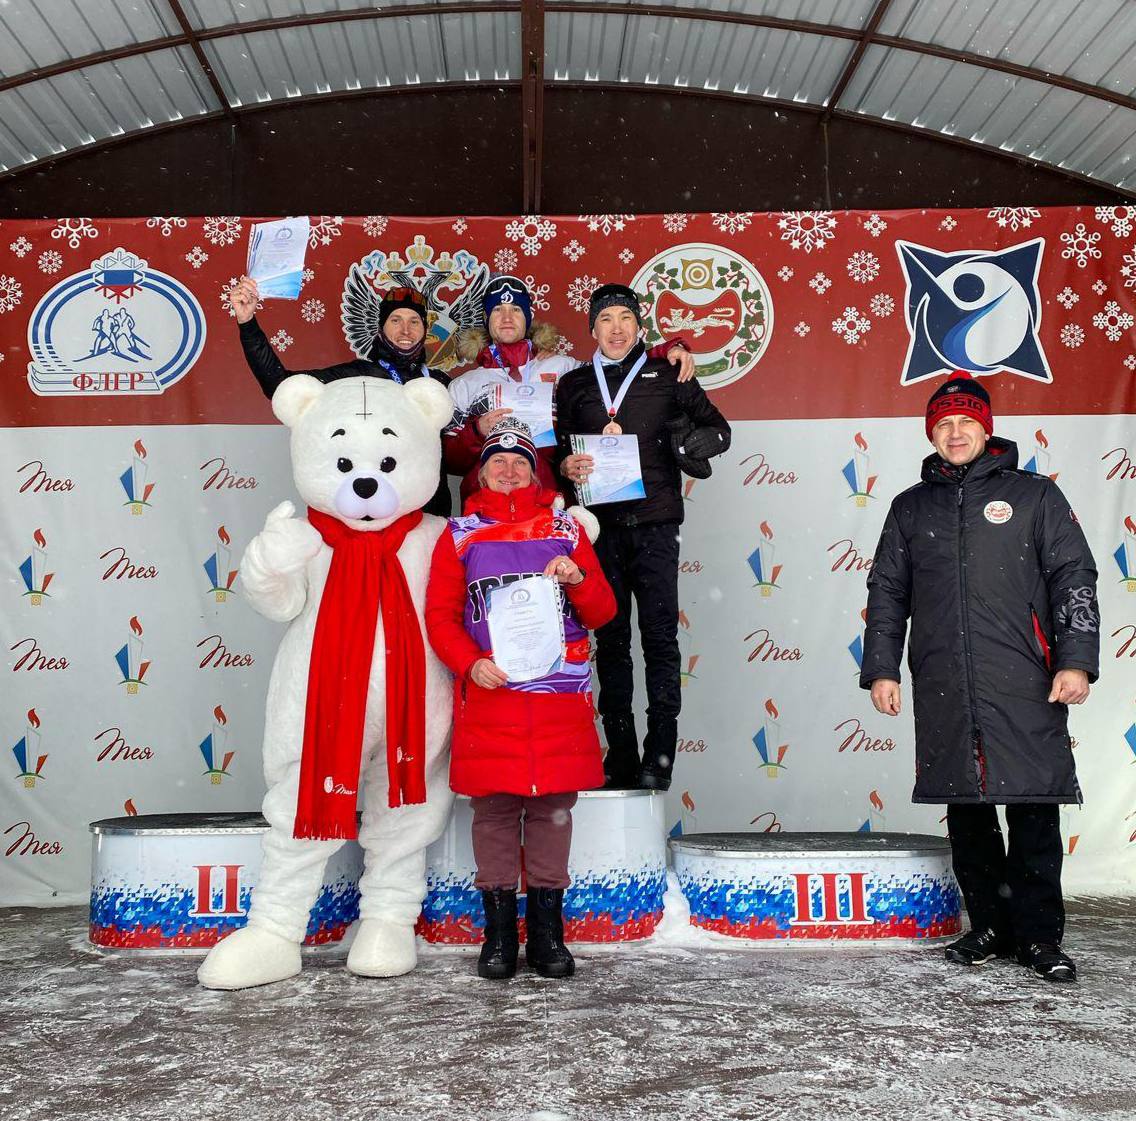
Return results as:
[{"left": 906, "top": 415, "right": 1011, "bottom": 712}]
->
[{"left": 0, "top": 0, "right": 1133, "bottom": 206}]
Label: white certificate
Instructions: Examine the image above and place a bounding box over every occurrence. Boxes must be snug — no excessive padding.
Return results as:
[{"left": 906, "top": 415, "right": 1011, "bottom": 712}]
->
[
  {"left": 486, "top": 576, "right": 566, "bottom": 683},
  {"left": 247, "top": 216, "right": 310, "bottom": 300},
  {"left": 570, "top": 434, "right": 646, "bottom": 506},
  {"left": 494, "top": 380, "right": 555, "bottom": 448}
]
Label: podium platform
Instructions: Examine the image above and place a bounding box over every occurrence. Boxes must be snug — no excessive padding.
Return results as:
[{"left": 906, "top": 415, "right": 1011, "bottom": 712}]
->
[
  {"left": 88, "top": 790, "right": 667, "bottom": 951},
  {"left": 670, "top": 831, "right": 962, "bottom": 941}
]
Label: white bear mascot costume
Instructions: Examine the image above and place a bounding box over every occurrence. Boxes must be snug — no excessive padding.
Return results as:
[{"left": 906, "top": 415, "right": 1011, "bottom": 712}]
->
[{"left": 198, "top": 375, "right": 456, "bottom": 989}]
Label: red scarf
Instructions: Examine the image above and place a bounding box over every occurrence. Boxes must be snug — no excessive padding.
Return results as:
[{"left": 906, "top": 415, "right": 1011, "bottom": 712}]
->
[
  {"left": 294, "top": 507, "right": 427, "bottom": 840},
  {"left": 480, "top": 338, "right": 532, "bottom": 379}
]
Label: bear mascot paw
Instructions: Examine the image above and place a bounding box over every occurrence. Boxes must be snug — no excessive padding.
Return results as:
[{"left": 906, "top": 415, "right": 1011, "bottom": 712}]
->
[{"left": 198, "top": 375, "right": 456, "bottom": 990}]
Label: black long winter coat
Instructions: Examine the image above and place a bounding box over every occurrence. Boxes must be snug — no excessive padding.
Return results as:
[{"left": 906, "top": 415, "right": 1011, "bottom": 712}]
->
[
  {"left": 554, "top": 342, "right": 731, "bottom": 527},
  {"left": 861, "top": 438, "right": 1099, "bottom": 805}
]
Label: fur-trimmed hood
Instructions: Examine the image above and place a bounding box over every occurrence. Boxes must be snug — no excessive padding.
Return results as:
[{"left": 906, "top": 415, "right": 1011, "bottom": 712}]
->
[{"left": 455, "top": 319, "right": 563, "bottom": 364}]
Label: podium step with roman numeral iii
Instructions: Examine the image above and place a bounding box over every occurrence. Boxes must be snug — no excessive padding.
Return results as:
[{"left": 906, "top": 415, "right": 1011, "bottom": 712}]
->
[{"left": 669, "top": 832, "right": 962, "bottom": 941}]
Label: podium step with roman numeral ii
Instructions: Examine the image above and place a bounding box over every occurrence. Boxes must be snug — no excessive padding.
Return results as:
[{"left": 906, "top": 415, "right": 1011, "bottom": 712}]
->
[{"left": 669, "top": 832, "right": 962, "bottom": 941}]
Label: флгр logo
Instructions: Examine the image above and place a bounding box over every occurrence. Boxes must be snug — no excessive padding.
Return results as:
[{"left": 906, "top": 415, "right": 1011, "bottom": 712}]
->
[
  {"left": 19, "top": 528, "right": 53, "bottom": 604},
  {"left": 115, "top": 616, "right": 151, "bottom": 695},
  {"left": 896, "top": 238, "right": 1051, "bottom": 385},
  {"left": 13, "top": 709, "right": 46, "bottom": 788},
  {"left": 634, "top": 243, "right": 773, "bottom": 390},
  {"left": 27, "top": 248, "right": 206, "bottom": 396},
  {"left": 199, "top": 705, "right": 235, "bottom": 784}
]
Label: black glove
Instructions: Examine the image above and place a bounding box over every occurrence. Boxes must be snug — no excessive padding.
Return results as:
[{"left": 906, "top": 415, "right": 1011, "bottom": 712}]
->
[
  {"left": 681, "top": 426, "right": 729, "bottom": 459},
  {"left": 667, "top": 417, "right": 713, "bottom": 479}
]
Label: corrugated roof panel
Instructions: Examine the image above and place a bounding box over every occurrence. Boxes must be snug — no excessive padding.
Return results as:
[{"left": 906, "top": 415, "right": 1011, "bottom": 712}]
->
[
  {"left": 880, "top": 0, "right": 1136, "bottom": 94},
  {"left": 557, "top": 0, "right": 875, "bottom": 30},
  {"left": 547, "top": 12, "right": 851, "bottom": 102},
  {"left": 0, "top": 45, "right": 216, "bottom": 172},
  {"left": 203, "top": 13, "right": 516, "bottom": 104},
  {"left": 0, "top": 0, "right": 179, "bottom": 78},
  {"left": 181, "top": 0, "right": 459, "bottom": 32}
]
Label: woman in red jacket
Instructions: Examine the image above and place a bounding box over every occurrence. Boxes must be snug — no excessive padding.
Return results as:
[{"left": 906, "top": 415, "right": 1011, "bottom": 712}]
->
[{"left": 425, "top": 419, "right": 615, "bottom": 980}]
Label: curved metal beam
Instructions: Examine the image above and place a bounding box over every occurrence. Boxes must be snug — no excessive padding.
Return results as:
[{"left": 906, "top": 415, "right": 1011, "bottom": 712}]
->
[{"left": 0, "top": 80, "right": 1129, "bottom": 200}]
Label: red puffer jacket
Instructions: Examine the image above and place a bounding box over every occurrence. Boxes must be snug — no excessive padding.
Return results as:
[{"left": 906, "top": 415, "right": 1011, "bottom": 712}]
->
[{"left": 425, "top": 484, "right": 616, "bottom": 797}]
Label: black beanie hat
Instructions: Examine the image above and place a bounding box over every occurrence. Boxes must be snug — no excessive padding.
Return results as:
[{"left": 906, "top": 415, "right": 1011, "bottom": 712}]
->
[
  {"left": 379, "top": 286, "right": 428, "bottom": 331},
  {"left": 925, "top": 371, "right": 993, "bottom": 440},
  {"left": 588, "top": 283, "right": 643, "bottom": 331}
]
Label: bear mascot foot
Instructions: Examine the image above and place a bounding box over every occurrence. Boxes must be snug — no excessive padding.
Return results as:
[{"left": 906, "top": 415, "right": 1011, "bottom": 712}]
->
[
  {"left": 197, "top": 925, "right": 302, "bottom": 990},
  {"left": 346, "top": 918, "right": 418, "bottom": 978}
]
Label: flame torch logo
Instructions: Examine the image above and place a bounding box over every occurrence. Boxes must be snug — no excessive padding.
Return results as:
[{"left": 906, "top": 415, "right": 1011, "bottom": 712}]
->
[
  {"left": 199, "top": 704, "right": 235, "bottom": 784},
  {"left": 204, "top": 525, "right": 238, "bottom": 601},
  {"left": 115, "top": 615, "right": 151, "bottom": 694},
  {"left": 1023, "top": 429, "right": 1058, "bottom": 481},
  {"left": 747, "top": 521, "right": 782, "bottom": 597},
  {"left": 1114, "top": 516, "right": 1136, "bottom": 592},
  {"left": 119, "top": 439, "right": 155, "bottom": 513},
  {"left": 842, "top": 432, "right": 877, "bottom": 507},
  {"left": 858, "top": 789, "right": 886, "bottom": 833},
  {"left": 13, "top": 708, "right": 47, "bottom": 788},
  {"left": 753, "top": 698, "right": 789, "bottom": 777},
  {"left": 19, "top": 528, "right": 54, "bottom": 604}
]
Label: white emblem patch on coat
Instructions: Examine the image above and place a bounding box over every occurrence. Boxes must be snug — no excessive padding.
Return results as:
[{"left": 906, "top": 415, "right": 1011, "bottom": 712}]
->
[{"left": 984, "top": 500, "right": 1014, "bottom": 524}]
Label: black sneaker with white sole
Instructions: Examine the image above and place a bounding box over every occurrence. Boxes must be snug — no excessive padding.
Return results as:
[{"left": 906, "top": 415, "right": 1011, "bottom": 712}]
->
[
  {"left": 944, "top": 927, "right": 1012, "bottom": 966},
  {"left": 1018, "top": 942, "right": 1077, "bottom": 983}
]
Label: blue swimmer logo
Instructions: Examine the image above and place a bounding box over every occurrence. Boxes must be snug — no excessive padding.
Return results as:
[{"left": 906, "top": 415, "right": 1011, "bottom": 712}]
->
[{"left": 896, "top": 238, "right": 1051, "bottom": 385}]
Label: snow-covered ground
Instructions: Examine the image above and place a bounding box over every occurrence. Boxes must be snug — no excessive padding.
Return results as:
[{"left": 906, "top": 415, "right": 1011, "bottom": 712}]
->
[{"left": 2, "top": 895, "right": 1134, "bottom": 1121}]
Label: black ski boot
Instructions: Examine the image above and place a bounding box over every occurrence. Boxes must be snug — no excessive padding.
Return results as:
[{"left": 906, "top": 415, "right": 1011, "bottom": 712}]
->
[
  {"left": 1018, "top": 942, "right": 1077, "bottom": 983},
  {"left": 944, "top": 927, "right": 1013, "bottom": 966},
  {"left": 478, "top": 889, "right": 519, "bottom": 980},
  {"left": 525, "top": 887, "right": 575, "bottom": 979},
  {"left": 602, "top": 714, "right": 640, "bottom": 790}
]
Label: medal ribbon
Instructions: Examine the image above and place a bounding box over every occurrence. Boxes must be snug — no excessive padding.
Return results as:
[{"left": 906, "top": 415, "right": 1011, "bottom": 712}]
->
[
  {"left": 375, "top": 359, "right": 431, "bottom": 385},
  {"left": 592, "top": 349, "right": 647, "bottom": 423}
]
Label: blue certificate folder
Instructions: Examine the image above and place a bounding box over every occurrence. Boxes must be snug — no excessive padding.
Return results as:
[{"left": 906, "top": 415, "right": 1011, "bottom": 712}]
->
[{"left": 247, "top": 217, "right": 309, "bottom": 300}]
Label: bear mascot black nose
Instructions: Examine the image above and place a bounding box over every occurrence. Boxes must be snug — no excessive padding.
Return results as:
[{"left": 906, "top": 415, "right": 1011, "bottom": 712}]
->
[{"left": 353, "top": 476, "right": 379, "bottom": 499}]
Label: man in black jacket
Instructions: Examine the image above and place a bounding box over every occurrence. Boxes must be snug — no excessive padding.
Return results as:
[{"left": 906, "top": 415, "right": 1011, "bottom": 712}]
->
[
  {"left": 557, "top": 284, "right": 731, "bottom": 791},
  {"left": 862, "top": 373, "right": 1098, "bottom": 982},
  {"left": 228, "top": 275, "right": 454, "bottom": 515}
]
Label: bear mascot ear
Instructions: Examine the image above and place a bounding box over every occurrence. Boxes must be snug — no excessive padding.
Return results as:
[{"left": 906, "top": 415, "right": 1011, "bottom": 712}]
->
[
  {"left": 405, "top": 377, "right": 458, "bottom": 431},
  {"left": 272, "top": 375, "right": 326, "bottom": 428}
]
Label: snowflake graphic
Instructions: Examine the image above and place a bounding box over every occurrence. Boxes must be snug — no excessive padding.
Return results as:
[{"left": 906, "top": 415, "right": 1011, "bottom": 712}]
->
[
  {"left": 988, "top": 207, "right": 1040, "bottom": 231},
  {"left": 618, "top": 248, "right": 635, "bottom": 265},
  {"left": 847, "top": 251, "right": 881, "bottom": 284},
  {"left": 940, "top": 215, "right": 958, "bottom": 231},
  {"left": 37, "top": 250, "right": 62, "bottom": 274},
  {"left": 712, "top": 212, "right": 754, "bottom": 236},
  {"left": 1122, "top": 245, "right": 1136, "bottom": 290},
  {"left": 452, "top": 218, "right": 469, "bottom": 235},
  {"left": 220, "top": 277, "right": 263, "bottom": 318},
  {"left": 832, "top": 306, "right": 871, "bottom": 345},
  {"left": 1060, "top": 324, "right": 1085, "bottom": 349},
  {"left": 1092, "top": 300, "right": 1134, "bottom": 342},
  {"left": 505, "top": 216, "right": 557, "bottom": 256},
  {"left": 1092, "top": 279, "right": 1108, "bottom": 296},
  {"left": 869, "top": 293, "right": 895, "bottom": 318},
  {"left": 300, "top": 267, "right": 315, "bottom": 289},
  {"left": 793, "top": 321, "right": 810, "bottom": 338},
  {"left": 1095, "top": 206, "right": 1133, "bottom": 239},
  {"left": 51, "top": 218, "right": 98, "bottom": 250},
  {"left": 204, "top": 216, "right": 242, "bottom": 247},
  {"left": 270, "top": 330, "right": 294, "bottom": 352},
  {"left": 554, "top": 336, "right": 575, "bottom": 357},
  {"left": 146, "top": 217, "right": 188, "bottom": 237},
  {"left": 0, "top": 352, "right": 4, "bottom": 363},
  {"left": 808, "top": 271, "right": 832, "bottom": 295},
  {"left": 9, "top": 236, "right": 32, "bottom": 258},
  {"left": 1125, "top": 354, "right": 1136, "bottom": 371},
  {"left": 562, "top": 239, "right": 585, "bottom": 263},
  {"left": 522, "top": 275, "right": 551, "bottom": 312},
  {"left": 862, "top": 213, "right": 888, "bottom": 238},
  {"left": 301, "top": 298, "right": 326, "bottom": 324},
  {"left": 566, "top": 275, "right": 600, "bottom": 313},
  {"left": 580, "top": 214, "right": 635, "bottom": 236},
  {"left": 777, "top": 266, "right": 794, "bottom": 282},
  {"left": 0, "top": 275, "right": 23, "bottom": 313},
  {"left": 1056, "top": 287, "right": 1080, "bottom": 310},
  {"left": 184, "top": 245, "right": 209, "bottom": 270},
  {"left": 663, "top": 213, "right": 690, "bottom": 234},
  {"left": 1061, "top": 223, "right": 1102, "bottom": 269},
  {"left": 363, "top": 216, "right": 390, "bottom": 239},
  {"left": 309, "top": 216, "right": 344, "bottom": 249},
  {"left": 779, "top": 211, "right": 837, "bottom": 253},
  {"left": 493, "top": 248, "right": 519, "bottom": 273}
]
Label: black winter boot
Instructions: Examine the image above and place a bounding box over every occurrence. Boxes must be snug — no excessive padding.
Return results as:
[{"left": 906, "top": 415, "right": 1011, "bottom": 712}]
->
[
  {"left": 525, "top": 887, "right": 575, "bottom": 978},
  {"left": 478, "top": 889, "right": 519, "bottom": 980},
  {"left": 602, "top": 714, "right": 640, "bottom": 789},
  {"left": 638, "top": 714, "right": 677, "bottom": 791}
]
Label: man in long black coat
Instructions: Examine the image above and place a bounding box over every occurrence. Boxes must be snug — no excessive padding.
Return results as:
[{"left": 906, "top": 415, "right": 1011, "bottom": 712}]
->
[{"left": 862, "top": 373, "right": 1098, "bottom": 982}]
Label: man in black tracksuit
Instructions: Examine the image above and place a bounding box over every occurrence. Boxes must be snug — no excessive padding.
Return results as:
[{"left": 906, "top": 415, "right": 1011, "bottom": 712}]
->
[
  {"left": 556, "top": 284, "right": 730, "bottom": 791},
  {"left": 227, "top": 275, "right": 454, "bottom": 515},
  {"left": 862, "top": 373, "right": 1098, "bottom": 982}
]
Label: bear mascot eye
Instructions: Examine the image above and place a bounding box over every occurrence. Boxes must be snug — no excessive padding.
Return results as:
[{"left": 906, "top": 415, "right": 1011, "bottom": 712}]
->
[
  {"left": 380, "top": 456, "right": 397, "bottom": 474},
  {"left": 337, "top": 457, "right": 353, "bottom": 473}
]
